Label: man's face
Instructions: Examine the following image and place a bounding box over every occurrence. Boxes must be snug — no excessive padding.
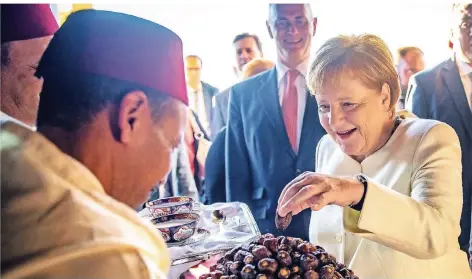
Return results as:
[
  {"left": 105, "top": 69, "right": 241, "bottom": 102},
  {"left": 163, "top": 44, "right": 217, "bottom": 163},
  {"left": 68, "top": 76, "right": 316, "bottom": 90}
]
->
[
  {"left": 453, "top": 4, "right": 472, "bottom": 62},
  {"left": 398, "top": 50, "right": 425, "bottom": 87},
  {"left": 1, "top": 36, "right": 52, "bottom": 126},
  {"left": 185, "top": 56, "right": 202, "bottom": 85},
  {"left": 267, "top": 4, "right": 317, "bottom": 67},
  {"left": 234, "top": 37, "right": 263, "bottom": 71},
  {"left": 116, "top": 97, "right": 187, "bottom": 207}
]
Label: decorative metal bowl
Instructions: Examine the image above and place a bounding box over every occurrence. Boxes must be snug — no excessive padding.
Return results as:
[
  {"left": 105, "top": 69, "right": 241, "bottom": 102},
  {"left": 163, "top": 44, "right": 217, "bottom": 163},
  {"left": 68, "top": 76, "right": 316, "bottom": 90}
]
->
[
  {"left": 151, "top": 213, "right": 200, "bottom": 243},
  {"left": 145, "top": 196, "right": 195, "bottom": 218}
]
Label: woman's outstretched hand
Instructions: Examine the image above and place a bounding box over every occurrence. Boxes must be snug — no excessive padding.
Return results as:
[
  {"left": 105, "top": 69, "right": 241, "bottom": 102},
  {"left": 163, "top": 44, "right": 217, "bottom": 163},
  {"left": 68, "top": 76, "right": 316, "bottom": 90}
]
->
[{"left": 277, "top": 172, "right": 365, "bottom": 217}]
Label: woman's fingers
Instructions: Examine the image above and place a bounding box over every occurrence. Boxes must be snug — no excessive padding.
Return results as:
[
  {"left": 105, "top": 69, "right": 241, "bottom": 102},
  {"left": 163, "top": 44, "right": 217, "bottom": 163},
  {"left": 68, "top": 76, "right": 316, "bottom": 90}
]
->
[
  {"left": 310, "top": 191, "right": 336, "bottom": 211},
  {"left": 278, "top": 171, "right": 311, "bottom": 205},
  {"left": 278, "top": 182, "right": 328, "bottom": 217}
]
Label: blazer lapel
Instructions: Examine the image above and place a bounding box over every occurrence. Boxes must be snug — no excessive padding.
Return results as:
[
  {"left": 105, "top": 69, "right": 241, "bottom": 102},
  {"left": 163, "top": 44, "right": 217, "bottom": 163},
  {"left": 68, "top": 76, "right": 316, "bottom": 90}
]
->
[
  {"left": 202, "top": 84, "right": 213, "bottom": 125},
  {"left": 442, "top": 60, "right": 472, "bottom": 139},
  {"left": 257, "top": 68, "right": 296, "bottom": 159},
  {"left": 298, "top": 93, "right": 319, "bottom": 156}
]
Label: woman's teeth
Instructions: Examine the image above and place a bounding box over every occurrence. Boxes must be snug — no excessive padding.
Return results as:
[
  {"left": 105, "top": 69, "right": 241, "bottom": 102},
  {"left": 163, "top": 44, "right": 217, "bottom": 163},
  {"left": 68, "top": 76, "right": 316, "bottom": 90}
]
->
[{"left": 337, "top": 128, "right": 355, "bottom": 135}]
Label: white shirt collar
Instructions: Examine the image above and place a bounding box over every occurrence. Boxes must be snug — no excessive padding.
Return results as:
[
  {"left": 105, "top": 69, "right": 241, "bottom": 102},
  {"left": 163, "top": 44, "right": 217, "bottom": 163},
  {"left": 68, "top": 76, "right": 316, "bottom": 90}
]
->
[
  {"left": 275, "top": 58, "right": 309, "bottom": 85},
  {"left": 0, "top": 111, "right": 35, "bottom": 130},
  {"left": 454, "top": 52, "right": 472, "bottom": 76},
  {"left": 187, "top": 85, "right": 203, "bottom": 94}
]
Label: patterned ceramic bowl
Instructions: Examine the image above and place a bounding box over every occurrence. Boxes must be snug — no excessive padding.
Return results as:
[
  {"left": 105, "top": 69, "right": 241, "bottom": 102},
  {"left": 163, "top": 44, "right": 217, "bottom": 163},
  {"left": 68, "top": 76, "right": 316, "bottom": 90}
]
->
[
  {"left": 145, "top": 197, "right": 195, "bottom": 218},
  {"left": 151, "top": 213, "right": 200, "bottom": 243}
]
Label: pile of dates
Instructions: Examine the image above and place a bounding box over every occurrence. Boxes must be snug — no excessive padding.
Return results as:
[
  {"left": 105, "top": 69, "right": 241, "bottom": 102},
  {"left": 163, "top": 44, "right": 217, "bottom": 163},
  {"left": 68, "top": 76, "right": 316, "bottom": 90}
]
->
[{"left": 199, "top": 233, "right": 359, "bottom": 279}]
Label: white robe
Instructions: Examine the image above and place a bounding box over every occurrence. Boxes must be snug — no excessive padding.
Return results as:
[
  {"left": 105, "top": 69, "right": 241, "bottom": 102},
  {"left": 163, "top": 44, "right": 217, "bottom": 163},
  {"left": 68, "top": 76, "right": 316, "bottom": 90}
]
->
[{"left": 1, "top": 122, "right": 169, "bottom": 279}]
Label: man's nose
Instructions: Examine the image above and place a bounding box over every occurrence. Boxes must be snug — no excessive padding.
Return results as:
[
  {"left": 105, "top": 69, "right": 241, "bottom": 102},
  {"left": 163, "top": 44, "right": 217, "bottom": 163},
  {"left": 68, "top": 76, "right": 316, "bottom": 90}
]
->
[
  {"left": 287, "top": 22, "right": 299, "bottom": 35},
  {"left": 240, "top": 51, "right": 249, "bottom": 59}
]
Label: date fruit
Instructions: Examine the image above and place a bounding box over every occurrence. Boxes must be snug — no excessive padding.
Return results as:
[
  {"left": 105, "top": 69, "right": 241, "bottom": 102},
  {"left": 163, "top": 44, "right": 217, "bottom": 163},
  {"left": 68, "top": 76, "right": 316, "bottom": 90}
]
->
[
  {"left": 263, "top": 238, "right": 279, "bottom": 253},
  {"left": 201, "top": 235, "right": 358, "bottom": 279},
  {"left": 276, "top": 251, "right": 292, "bottom": 267},
  {"left": 257, "top": 258, "right": 278, "bottom": 274},
  {"left": 240, "top": 264, "right": 257, "bottom": 279},
  {"left": 252, "top": 245, "right": 272, "bottom": 260},
  {"left": 304, "top": 270, "right": 320, "bottom": 279},
  {"left": 278, "top": 267, "right": 291, "bottom": 279},
  {"left": 275, "top": 212, "right": 292, "bottom": 231}
]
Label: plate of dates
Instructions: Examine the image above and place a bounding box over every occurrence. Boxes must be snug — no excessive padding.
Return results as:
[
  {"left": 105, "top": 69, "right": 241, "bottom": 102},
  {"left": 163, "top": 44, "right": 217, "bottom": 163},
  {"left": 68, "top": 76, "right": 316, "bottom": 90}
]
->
[{"left": 199, "top": 233, "right": 359, "bottom": 279}]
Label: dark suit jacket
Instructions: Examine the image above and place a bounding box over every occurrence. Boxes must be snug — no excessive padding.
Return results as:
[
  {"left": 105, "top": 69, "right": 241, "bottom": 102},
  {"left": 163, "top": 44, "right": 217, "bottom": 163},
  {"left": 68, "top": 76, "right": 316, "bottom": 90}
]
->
[
  {"left": 211, "top": 88, "right": 230, "bottom": 140},
  {"left": 225, "top": 68, "right": 326, "bottom": 239},
  {"left": 201, "top": 81, "right": 219, "bottom": 136},
  {"left": 406, "top": 58, "right": 472, "bottom": 256},
  {"left": 189, "top": 110, "right": 210, "bottom": 198},
  {"left": 202, "top": 127, "right": 226, "bottom": 204}
]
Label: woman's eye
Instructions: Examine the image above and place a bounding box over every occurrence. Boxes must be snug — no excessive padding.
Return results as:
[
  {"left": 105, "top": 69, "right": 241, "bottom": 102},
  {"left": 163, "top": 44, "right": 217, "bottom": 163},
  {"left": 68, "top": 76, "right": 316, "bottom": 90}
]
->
[
  {"left": 318, "top": 104, "right": 330, "bottom": 113},
  {"left": 343, "top": 102, "right": 357, "bottom": 109}
]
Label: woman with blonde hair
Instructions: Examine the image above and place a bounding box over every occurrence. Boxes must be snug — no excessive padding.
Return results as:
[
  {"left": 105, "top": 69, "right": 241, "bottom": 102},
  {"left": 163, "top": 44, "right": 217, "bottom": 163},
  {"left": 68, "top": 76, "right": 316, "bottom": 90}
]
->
[{"left": 277, "top": 34, "right": 471, "bottom": 278}]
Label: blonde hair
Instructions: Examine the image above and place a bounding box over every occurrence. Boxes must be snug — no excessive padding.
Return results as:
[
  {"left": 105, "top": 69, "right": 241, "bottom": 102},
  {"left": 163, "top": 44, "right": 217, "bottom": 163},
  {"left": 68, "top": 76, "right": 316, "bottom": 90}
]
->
[
  {"left": 241, "top": 58, "right": 275, "bottom": 80},
  {"left": 307, "top": 34, "right": 400, "bottom": 111}
]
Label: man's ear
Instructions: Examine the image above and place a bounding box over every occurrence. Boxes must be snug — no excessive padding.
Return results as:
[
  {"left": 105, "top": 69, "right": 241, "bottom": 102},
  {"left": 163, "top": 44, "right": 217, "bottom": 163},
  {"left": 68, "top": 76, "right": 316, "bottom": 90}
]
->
[
  {"left": 117, "top": 90, "right": 149, "bottom": 144},
  {"left": 312, "top": 17, "right": 318, "bottom": 37},
  {"left": 266, "top": 21, "right": 274, "bottom": 39}
]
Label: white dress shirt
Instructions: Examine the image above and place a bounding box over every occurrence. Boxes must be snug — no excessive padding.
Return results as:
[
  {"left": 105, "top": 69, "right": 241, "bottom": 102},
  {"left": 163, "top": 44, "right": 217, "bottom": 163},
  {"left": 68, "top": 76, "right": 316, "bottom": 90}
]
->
[
  {"left": 455, "top": 54, "right": 472, "bottom": 110},
  {"left": 276, "top": 59, "right": 309, "bottom": 151},
  {"left": 187, "top": 86, "right": 210, "bottom": 134}
]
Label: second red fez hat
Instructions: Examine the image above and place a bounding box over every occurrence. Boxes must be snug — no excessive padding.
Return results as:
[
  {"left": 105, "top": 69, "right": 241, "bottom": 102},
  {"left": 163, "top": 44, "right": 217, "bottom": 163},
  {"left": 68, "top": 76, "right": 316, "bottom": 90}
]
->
[
  {"left": 36, "top": 9, "right": 188, "bottom": 105},
  {"left": 1, "top": 4, "right": 58, "bottom": 43}
]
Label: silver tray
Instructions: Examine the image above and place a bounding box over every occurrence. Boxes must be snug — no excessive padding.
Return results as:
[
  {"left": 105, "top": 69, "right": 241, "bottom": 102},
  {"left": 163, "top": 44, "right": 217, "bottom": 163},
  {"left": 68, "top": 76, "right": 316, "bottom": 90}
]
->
[
  {"left": 167, "top": 228, "right": 210, "bottom": 248},
  {"left": 168, "top": 202, "right": 260, "bottom": 266}
]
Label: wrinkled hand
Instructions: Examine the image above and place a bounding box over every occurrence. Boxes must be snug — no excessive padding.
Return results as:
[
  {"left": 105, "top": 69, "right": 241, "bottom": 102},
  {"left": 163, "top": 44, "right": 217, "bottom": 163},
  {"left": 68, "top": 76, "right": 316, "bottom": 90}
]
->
[{"left": 277, "top": 172, "right": 365, "bottom": 217}]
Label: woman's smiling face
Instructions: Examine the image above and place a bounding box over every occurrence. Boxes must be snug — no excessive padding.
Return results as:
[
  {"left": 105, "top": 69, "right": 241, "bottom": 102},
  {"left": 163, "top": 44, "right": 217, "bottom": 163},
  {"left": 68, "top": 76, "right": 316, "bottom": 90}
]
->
[{"left": 315, "top": 75, "right": 393, "bottom": 160}]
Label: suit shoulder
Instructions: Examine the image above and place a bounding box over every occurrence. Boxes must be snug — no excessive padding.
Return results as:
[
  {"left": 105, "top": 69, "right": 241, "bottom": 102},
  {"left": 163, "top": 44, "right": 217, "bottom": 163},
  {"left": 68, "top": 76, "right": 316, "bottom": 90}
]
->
[
  {"left": 202, "top": 82, "right": 219, "bottom": 94},
  {"left": 231, "top": 70, "right": 273, "bottom": 97},
  {"left": 412, "top": 59, "right": 450, "bottom": 84}
]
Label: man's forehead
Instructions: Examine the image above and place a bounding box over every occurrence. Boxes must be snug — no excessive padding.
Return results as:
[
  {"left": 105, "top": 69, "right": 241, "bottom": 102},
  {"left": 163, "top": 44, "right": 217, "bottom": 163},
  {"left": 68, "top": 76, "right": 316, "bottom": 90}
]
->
[
  {"left": 8, "top": 36, "right": 52, "bottom": 63},
  {"left": 234, "top": 37, "right": 257, "bottom": 48},
  {"left": 185, "top": 57, "right": 201, "bottom": 68},
  {"left": 404, "top": 50, "right": 423, "bottom": 61},
  {"left": 272, "top": 4, "right": 308, "bottom": 18}
]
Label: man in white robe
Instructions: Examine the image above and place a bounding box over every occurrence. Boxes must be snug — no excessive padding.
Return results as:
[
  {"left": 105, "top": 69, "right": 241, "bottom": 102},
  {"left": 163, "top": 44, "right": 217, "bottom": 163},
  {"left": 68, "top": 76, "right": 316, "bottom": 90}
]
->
[{"left": 1, "top": 9, "right": 189, "bottom": 279}]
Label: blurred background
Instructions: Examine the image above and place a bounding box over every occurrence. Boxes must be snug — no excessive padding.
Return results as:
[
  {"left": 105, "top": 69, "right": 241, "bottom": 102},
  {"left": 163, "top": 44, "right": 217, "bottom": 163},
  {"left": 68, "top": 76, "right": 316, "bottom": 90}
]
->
[{"left": 53, "top": 1, "right": 452, "bottom": 90}]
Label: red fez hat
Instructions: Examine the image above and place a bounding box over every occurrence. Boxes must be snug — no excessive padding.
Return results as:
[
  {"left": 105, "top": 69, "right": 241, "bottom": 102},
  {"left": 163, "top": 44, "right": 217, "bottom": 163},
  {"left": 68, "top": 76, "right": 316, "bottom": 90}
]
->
[
  {"left": 1, "top": 4, "right": 58, "bottom": 43},
  {"left": 36, "top": 9, "right": 188, "bottom": 105}
]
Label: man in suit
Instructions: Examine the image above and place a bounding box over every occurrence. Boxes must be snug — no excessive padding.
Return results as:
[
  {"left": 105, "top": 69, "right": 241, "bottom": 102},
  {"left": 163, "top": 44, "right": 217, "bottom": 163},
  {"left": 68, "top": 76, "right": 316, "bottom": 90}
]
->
[
  {"left": 396, "top": 46, "right": 425, "bottom": 109},
  {"left": 204, "top": 59, "right": 275, "bottom": 205},
  {"left": 185, "top": 55, "right": 219, "bottom": 137},
  {"left": 225, "top": 4, "right": 325, "bottom": 239},
  {"left": 0, "top": 4, "right": 58, "bottom": 128},
  {"left": 406, "top": 2, "right": 472, "bottom": 259},
  {"left": 211, "top": 33, "right": 264, "bottom": 138}
]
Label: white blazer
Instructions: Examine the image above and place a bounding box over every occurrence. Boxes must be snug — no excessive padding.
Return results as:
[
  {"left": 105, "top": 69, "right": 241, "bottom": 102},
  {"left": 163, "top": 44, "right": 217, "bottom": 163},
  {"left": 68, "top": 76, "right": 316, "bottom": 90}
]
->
[{"left": 310, "top": 117, "right": 471, "bottom": 278}]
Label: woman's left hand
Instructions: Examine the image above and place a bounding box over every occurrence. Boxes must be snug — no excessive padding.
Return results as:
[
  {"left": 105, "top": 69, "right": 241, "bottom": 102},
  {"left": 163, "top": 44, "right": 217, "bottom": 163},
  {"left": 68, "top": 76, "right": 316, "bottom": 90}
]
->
[{"left": 277, "top": 172, "right": 365, "bottom": 217}]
